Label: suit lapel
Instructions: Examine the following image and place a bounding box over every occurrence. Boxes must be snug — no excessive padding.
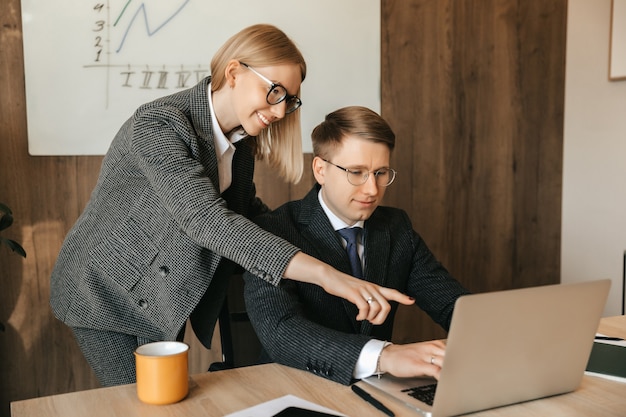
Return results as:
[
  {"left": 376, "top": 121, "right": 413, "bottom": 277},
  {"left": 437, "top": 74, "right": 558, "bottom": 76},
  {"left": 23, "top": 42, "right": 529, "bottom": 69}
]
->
[
  {"left": 297, "top": 188, "right": 391, "bottom": 334},
  {"left": 187, "top": 77, "right": 220, "bottom": 189},
  {"left": 186, "top": 77, "right": 255, "bottom": 214},
  {"left": 298, "top": 192, "right": 350, "bottom": 273},
  {"left": 297, "top": 189, "right": 360, "bottom": 332}
]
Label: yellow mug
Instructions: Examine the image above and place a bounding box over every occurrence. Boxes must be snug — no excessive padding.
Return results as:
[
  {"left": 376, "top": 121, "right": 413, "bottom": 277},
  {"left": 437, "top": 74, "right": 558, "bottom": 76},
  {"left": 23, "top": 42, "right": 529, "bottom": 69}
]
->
[{"left": 134, "top": 341, "right": 189, "bottom": 405}]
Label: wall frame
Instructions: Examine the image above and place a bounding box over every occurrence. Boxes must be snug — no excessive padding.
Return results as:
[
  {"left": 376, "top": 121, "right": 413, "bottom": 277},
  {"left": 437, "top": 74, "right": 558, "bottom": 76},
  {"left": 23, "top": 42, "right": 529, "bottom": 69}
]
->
[{"left": 610, "top": 0, "right": 626, "bottom": 80}]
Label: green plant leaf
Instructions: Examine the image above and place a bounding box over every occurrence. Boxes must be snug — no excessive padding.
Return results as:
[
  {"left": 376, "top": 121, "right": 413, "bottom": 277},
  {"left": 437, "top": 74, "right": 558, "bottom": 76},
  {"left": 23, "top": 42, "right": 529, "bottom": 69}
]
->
[
  {"left": 0, "top": 203, "right": 27, "bottom": 257},
  {"left": 1, "top": 238, "right": 26, "bottom": 258},
  {"left": 0, "top": 211, "right": 14, "bottom": 231},
  {"left": 0, "top": 202, "right": 12, "bottom": 214}
]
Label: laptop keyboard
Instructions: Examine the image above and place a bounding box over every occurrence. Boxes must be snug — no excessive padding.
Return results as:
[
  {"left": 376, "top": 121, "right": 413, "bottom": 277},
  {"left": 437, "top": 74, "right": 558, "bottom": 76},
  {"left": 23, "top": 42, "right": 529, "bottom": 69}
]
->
[{"left": 402, "top": 383, "right": 438, "bottom": 406}]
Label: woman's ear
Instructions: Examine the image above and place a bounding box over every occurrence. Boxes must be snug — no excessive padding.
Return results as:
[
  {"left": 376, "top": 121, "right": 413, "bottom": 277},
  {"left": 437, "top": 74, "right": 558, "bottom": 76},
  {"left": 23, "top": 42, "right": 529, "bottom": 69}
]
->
[
  {"left": 224, "top": 59, "right": 241, "bottom": 89},
  {"left": 312, "top": 156, "right": 326, "bottom": 185}
]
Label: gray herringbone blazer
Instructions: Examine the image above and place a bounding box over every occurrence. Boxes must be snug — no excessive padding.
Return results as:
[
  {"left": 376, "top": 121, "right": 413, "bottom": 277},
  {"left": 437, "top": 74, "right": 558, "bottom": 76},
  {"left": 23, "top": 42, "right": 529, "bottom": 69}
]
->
[
  {"left": 243, "top": 185, "right": 470, "bottom": 385},
  {"left": 50, "top": 77, "right": 298, "bottom": 347}
]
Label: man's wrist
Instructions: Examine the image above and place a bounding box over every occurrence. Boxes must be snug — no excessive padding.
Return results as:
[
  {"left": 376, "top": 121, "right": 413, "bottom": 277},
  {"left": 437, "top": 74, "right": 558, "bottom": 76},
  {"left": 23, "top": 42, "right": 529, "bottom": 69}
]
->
[
  {"left": 375, "top": 341, "right": 393, "bottom": 378},
  {"left": 353, "top": 339, "right": 389, "bottom": 379}
]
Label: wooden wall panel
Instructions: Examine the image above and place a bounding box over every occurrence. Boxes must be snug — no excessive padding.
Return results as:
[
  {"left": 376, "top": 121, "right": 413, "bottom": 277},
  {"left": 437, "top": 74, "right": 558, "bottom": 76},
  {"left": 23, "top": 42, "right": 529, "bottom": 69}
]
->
[
  {"left": 1, "top": 0, "right": 565, "bottom": 414},
  {"left": 1, "top": 2, "right": 105, "bottom": 411},
  {"left": 383, "top": 0, "right": 566, "bottom": 343}
]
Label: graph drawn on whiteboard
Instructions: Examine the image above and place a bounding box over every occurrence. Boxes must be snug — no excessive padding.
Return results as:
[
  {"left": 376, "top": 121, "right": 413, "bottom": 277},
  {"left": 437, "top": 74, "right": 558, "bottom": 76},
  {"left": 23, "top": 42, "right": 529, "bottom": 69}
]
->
[
  {"left": 86, "top": 0, "right": 211, "bottom": 110},
  {"left": 90, "top": 0, "right": 207, "bottom": 107},
  {"left": 21, "top": 0, "right": 380, "bottom": 155}
]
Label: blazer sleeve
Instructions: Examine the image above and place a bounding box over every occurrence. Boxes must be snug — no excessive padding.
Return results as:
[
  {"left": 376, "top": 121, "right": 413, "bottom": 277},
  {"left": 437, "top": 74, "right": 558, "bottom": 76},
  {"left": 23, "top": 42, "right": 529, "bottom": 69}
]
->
[
  {"left": 243, "top": 270, "right": 371, "bottom": 385},
  {"left": 405, "top": 228, "right": 471, "bottom": 331},
  {"left": 130, "top": 105, "right": 298, "bottom": 286}
]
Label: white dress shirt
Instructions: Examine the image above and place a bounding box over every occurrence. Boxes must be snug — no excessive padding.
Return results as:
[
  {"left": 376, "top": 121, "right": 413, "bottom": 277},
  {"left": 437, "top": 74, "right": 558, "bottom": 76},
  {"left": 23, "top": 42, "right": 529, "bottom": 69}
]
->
[{"left": 207, "top": 83, "right": 247, "bottom": 193}]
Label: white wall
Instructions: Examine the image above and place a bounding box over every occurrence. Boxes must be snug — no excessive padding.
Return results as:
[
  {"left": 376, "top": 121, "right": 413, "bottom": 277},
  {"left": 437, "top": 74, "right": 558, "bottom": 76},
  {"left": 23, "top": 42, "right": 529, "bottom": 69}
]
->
[{"left": 563, "top": 0, "right": 626, "bottom": 316}]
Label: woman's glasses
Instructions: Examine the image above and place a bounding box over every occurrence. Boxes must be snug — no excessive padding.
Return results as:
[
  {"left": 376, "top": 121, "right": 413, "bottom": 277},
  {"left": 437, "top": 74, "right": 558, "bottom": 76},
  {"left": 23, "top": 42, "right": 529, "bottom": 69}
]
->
[{"left": 240, "top": 62, "right": 302, "bottom": 114}]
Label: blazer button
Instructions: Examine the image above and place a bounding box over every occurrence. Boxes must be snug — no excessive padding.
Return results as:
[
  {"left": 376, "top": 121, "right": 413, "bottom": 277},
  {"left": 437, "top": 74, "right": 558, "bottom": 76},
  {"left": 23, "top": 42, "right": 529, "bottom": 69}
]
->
[
  {"left": 139, "top": 299, "right": 149, "bottom": 309},
  {"left": 158, "top": 266, "right": 169, "bottom": 277}
]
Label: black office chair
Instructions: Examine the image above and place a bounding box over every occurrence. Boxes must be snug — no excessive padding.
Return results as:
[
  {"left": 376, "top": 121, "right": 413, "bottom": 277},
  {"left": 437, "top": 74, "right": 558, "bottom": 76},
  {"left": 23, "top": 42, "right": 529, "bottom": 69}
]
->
[{"left": 208, "top": 274, "right": 261, "bottom": 371}]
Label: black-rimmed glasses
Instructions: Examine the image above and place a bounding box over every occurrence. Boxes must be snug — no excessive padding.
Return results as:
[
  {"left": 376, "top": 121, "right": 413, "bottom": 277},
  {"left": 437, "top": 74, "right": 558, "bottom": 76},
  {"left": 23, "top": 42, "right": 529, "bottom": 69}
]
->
[
  {"left": 322, "top": 159, "right": 397, "bottom": 187},
  {"left": 240, "top": 62, "right": 302, "bottom": 114}
]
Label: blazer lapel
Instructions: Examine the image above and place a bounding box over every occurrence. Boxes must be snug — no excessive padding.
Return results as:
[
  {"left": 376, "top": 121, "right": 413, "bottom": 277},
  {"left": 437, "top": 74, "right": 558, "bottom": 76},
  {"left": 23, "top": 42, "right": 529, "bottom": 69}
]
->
[
  {"left": 299, "top": 194, "right": 351, "bottom": 274},
  {"left": 297, "top": 189, "right": 361, "bottom": 332},
  {"left": 188, "top": 76, "right": 220, "bottom": 189},
  {"left": 297, "top": 188, "right": 393, "bottom": 334}
]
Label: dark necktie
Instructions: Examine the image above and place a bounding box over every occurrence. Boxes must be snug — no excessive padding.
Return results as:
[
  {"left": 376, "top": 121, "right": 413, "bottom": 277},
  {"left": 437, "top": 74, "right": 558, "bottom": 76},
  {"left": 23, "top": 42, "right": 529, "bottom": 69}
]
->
[{"left": 338, "top": 227, "right": 363, "bottom": 279}]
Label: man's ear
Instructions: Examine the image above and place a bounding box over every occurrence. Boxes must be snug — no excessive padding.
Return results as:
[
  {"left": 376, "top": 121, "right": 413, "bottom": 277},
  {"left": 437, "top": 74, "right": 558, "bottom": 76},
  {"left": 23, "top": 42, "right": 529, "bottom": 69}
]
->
[{"left": 312, "top": 156, "right": 326, "bottom": 185}]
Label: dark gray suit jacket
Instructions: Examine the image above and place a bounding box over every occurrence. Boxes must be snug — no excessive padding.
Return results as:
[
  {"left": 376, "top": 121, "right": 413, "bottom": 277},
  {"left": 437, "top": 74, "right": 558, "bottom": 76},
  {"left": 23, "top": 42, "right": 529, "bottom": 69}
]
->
[
  {"left": 50, "top": 77, "right": 299, "bottom": 347},
  {"left": 244, "top": 185, "right": 470, "bottom": 385}
]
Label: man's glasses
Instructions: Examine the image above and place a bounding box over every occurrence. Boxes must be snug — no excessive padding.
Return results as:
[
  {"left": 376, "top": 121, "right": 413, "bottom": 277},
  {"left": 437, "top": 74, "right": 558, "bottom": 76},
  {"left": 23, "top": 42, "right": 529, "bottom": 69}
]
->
[
  {"left": 322, "top": 159, "right": 397, "bottom": 187},
  {"left": 240, "top": 62, "right": 302, "bottom": 114}
]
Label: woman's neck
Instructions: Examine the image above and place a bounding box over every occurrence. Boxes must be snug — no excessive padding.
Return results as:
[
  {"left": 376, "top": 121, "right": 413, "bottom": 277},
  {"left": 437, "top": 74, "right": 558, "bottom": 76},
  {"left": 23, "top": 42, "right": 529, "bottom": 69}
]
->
[{"left": 211, "top": 87, "right": 239, "bottom": 134}]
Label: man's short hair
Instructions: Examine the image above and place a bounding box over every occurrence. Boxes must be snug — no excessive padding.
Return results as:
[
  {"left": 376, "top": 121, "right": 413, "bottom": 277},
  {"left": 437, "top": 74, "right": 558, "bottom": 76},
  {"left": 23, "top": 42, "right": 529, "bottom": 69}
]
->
[{"left": 311, "top": 106, "right": 395, "bottom": 158}]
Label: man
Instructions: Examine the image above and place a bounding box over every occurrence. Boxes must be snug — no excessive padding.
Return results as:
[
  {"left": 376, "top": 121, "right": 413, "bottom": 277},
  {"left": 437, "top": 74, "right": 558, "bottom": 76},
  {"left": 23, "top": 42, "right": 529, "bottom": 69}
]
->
[{"left": 243, "top": 106, "right": 470, "bottom": 385}]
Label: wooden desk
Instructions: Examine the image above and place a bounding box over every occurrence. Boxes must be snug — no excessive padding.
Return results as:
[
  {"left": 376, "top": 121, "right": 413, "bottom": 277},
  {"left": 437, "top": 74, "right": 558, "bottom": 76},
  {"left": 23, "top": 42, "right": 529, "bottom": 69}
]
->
[
  {"left": 597, "top": 314, "right": 626, "bottom": 339},
  {"left": 11, "top": 316, "right": 626, "bottom": 417}
]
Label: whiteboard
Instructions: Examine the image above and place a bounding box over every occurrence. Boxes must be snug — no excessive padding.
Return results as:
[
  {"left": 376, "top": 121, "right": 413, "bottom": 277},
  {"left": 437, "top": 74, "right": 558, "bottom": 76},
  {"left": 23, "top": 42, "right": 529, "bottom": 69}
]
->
[{"left": 21, "top": 0, "right": 380, "bottom": 155}]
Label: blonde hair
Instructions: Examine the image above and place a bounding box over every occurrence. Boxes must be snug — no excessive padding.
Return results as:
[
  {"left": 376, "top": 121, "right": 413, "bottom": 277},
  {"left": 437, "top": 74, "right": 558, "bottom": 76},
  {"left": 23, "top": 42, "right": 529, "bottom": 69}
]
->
[{"left": 211, "top": 24, "right": 307, "bottom": 183}]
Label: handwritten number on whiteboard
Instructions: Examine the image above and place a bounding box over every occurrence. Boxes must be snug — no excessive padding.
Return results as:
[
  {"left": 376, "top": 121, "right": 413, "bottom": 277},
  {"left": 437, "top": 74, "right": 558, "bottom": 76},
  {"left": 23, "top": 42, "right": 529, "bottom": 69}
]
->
[
  {"left": 85, "top": 1, "right": 209, "bottom": 87},
  {"left": 93, "top": 20, "right": 105, "bottom": 32},
  {"left": 94, "top": 35, "right": 103, "bottom": 62},
  {"left": 93, "top": 4, "right": 105, "bottom": 63}
]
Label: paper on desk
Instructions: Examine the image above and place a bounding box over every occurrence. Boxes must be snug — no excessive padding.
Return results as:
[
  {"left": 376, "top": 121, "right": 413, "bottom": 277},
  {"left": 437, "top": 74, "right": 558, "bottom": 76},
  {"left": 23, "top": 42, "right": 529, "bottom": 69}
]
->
[
  {"left": 224, "top": 394, "right": 346, "bottom": 417},
  {"left": 590, "top": 334, "right": 626, "bottom": 349}
]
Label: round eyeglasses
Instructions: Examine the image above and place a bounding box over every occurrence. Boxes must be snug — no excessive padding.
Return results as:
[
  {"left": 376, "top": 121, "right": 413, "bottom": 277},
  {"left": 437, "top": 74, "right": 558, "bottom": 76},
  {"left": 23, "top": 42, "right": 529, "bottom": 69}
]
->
[
  {"left": 322, "top": 159, "right": 397, "bottom": 187},
  {"left": 240, "top": 62, "right": 302, "bottom": 114}
]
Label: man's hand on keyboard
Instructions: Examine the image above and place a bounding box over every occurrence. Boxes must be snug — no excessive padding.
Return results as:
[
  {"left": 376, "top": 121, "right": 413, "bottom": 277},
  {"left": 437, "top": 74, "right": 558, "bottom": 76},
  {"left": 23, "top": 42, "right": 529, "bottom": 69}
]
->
[{"left": 379, "top": 340, "right": 446, "bottom": 380}]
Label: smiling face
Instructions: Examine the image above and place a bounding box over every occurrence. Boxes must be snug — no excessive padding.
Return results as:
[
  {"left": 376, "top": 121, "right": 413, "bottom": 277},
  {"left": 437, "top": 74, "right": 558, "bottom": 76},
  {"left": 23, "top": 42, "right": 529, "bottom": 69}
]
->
[
  {"left": 219, "top": 61, "right": 302, "bottom": 136},
  {"left": 313, "top": 134, "right": 391, "bottom": 225}
]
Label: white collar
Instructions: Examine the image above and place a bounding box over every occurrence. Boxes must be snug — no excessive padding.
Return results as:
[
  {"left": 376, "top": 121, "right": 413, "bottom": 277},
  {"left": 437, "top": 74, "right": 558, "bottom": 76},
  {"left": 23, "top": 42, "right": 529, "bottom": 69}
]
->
[
  {"left": 317, "top": 188, "right": 365, "bottom": 231},
  {"left": 208, "top": 83, "right": 247, "bottom": 158}
]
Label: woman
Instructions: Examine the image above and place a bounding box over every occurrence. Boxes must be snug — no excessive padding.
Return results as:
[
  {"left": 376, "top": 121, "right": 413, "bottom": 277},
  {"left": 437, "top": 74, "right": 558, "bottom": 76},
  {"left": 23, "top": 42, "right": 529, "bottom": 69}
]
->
[{"left": 50, "top": 24, "right": 413, "bottom": 386}]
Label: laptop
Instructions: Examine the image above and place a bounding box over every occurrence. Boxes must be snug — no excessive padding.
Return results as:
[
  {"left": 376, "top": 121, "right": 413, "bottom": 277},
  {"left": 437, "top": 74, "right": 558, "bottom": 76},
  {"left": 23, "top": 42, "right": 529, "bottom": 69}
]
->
[{"left": 361, "top": 279, "right": 611, "bottom": 417}]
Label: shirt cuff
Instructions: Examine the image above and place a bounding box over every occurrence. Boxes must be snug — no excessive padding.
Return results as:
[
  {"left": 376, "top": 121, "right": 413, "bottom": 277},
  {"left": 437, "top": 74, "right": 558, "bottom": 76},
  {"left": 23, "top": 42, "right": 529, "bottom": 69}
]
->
[{"left": 353, "top": 339, "right": 388, "bottom": 379}]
